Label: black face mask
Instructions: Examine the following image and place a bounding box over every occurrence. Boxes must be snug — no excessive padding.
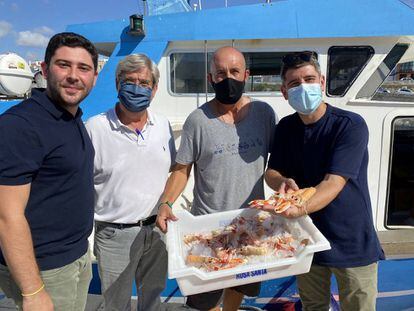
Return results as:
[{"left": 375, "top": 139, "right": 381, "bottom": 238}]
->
[{"left": 211, "top": 78, "right": 245, "bottom": 105}]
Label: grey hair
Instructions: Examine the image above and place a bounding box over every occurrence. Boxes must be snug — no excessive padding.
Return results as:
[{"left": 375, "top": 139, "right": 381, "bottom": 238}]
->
[{"left": 116, "top": 54, "right": 160, "bottom": 87}]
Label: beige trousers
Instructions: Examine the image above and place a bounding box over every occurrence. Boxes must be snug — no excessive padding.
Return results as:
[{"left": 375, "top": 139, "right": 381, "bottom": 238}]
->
[
  {"left": 297, "top": 262, "right": 378, "bottom": 311},
  {"left": 0, "top": 249, "right": 92, "bottom": 311}
]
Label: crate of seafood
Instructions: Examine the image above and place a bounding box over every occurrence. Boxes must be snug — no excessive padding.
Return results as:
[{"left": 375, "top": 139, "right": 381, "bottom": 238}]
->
[{"left": 166, "top": 208, "right": 330, "bottom": 296}]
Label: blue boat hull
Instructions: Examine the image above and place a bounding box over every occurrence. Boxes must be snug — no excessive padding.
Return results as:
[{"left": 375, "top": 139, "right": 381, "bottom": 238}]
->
[{"left": 87, "top": 258, "right": 414, "bottom": 310}]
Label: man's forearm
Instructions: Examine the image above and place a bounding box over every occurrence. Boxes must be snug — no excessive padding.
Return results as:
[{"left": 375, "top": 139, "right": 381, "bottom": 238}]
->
[
  {"left": 160, "top": 163, "right": 192, "bottom": 205},
  {"left": 156, "top": 164, "right": 192, "bottom": 232},
  {"left": 305, "top": 174, "right": 347, "bottom": 214},
  {"left": 0, "top": 216, "right": 43, "bottom": 294}
]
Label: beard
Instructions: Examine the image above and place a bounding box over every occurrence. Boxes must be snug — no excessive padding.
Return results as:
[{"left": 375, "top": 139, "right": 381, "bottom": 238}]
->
[{"left": 46, "top": 76, "right": 92, "bottom": 110}]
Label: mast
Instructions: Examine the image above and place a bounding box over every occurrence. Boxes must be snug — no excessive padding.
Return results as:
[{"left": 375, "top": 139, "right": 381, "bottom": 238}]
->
[{"left": 143, "top": 0, "right": 147, "bottom": 16}]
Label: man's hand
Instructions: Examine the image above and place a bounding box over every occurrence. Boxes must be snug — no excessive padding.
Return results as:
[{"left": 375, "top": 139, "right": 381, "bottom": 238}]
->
[
  {"left": 281, "top": 174, "right": 347, "bottom": 217},
  {"left": 156, "top": 163, "right": 192, "bottom": 233},
  {"left": 265, "top": 169, "right": 299, "bottom": 193},
  {"left": 278, "top": 203, "right": 307, "bottom": 218},
  {"left": 156, "top": 204, "right": 178, "bottom": 233},
  {"left": 251, "top": 200, "right": 306, "bottom": 218},
  {"left": 22, "top": 289, "right": 54, "bottom": 311},
  {"left": 277, "top": 177, "right": 299, "bottom": 194}
]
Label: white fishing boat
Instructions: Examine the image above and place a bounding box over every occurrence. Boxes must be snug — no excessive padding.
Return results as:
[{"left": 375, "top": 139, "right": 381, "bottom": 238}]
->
[{"left": 1, "top": 0, "right": 414, "bottom": 309}]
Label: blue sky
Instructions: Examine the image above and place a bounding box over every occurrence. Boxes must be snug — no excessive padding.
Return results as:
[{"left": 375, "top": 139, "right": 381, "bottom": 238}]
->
[{"left": 0, "top": 0, "right": 260, "bottom": 61}]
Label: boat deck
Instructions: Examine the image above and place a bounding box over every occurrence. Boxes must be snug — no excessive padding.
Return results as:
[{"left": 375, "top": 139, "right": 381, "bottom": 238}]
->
[{"left": 0, "top": 294, "right": 189, "bottom": 310}]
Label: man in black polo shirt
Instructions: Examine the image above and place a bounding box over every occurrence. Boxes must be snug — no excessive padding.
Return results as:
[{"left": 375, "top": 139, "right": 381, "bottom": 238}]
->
[
  {"left": 258, "top": 52, "right": 384, "bottom": 311},
  {"left": 0, "top": 32, "right": 98, "bottom": 311}
]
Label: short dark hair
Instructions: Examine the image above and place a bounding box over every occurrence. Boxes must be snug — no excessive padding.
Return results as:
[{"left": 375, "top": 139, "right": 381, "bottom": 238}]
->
[
  {"left": 44, "top": 32, "right": 98, "bottom": 70},
  {"left": 280, "top": 51, "right": 320, "bottom": 81}
]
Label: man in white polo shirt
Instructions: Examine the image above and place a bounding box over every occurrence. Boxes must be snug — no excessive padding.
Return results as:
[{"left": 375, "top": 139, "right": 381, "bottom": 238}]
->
[{"left": 85, "top": 54, "right": 176, "bottom": 311}]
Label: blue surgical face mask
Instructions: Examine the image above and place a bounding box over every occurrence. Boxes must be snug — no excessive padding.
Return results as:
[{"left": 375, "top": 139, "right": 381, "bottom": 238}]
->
[
  {"left": 287, "top": 83, "right": 323, "bottom": 115},
  {"left": 118, "top": 82, "right": 152, "bottom": 112}
]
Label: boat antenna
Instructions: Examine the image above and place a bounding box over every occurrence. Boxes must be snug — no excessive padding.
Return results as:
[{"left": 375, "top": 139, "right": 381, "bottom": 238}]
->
[
  {"left": 142, "top": 0, "right": 147, "bottom": 16},
  {"left": 137, "top": 0, "right": 147, "bottom": 15},
  {"left": 198, "top": 0, "right": 202, "bottom": 10}
]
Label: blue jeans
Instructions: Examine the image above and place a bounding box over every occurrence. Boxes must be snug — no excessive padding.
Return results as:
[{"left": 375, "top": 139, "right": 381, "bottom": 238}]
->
[{"left": 94, "top": 221, "right": 167, "bottom": 311}]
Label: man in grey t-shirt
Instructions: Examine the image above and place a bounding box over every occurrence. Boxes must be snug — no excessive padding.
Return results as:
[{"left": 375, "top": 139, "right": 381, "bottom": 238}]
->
[{"left": 156, "top": 46, "right": 276, "bottom": 311}]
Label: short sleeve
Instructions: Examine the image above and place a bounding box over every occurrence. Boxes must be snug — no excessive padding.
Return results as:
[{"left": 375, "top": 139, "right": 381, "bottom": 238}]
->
[
  {"left": 250, "top": 100, "right": 277, "bottom": 154},
  {"left": 328, "top": 120, "right": 368, "bottom": 179},
  {"left": 167, "top": 122, "right": 177, "bottom": 164},
  {"left": 84, "top": 117, "right": 102, "bottom": 177},
  {"left": 175, "top": 117, "right": 197, "bottom": 165},
  {"left": 268, "top": 107, "right": 277, "bottom": 152},
  {"left": 267, "top": 123, "right": 284, "bottom": 171},
  {"left": 0, "top": 114, "right": 44, "bottom": 185}
]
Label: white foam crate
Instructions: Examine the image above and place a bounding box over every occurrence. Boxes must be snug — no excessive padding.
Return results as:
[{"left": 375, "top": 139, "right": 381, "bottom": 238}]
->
[{"left": 166, "top": 208, "right": 331, "bottom": 296}]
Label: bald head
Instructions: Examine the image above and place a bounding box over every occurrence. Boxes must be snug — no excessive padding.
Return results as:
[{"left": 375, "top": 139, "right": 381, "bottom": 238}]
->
[
  {"left": 210, "top": 46, "right": 246, "bottom": 73},
  {"left": 209, "top": 46, "right": 248, "bottom": 84}
]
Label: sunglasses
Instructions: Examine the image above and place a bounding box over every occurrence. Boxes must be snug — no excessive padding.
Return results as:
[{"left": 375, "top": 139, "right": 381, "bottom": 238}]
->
[{"left": 282, "top": 51, "right": 316, "bottom": 65}]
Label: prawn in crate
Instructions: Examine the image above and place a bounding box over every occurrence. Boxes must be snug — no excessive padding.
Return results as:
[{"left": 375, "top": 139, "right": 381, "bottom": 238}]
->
[
  {"left": 183, "top": 211, "right": 310, "bottom": 272},
  {"left": 166, "top": 208, "right": 330, "bottom": 296},
  {"left": 249, "top": 187, "right": 316, "bottom": 213}
]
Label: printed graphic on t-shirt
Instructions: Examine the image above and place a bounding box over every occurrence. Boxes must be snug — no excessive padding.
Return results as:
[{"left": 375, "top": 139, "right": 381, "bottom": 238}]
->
[{"left": 213, "top": 138, "right": 264, "bottom": 156}]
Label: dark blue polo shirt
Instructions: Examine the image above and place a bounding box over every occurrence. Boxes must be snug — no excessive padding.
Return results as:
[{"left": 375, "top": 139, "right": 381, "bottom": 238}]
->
[
  {"left": 0, "top": 89, "right": 94, "bottom": 270},
  {"left": 268, "top": 104, "right": 384, "bottom": 267}
]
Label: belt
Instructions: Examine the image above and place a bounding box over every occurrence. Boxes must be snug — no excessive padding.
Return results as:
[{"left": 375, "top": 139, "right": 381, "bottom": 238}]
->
[{"left": 99, "top": 215, "right": 157, "bottom": 229}]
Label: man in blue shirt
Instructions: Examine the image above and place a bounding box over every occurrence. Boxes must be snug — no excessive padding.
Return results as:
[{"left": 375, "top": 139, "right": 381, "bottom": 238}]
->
[
  {"left": 0, "top": 32, "right": 98, "bottom": 311},
  {"left": 263, "top": 52, "right": 384, "bottom": 311}
]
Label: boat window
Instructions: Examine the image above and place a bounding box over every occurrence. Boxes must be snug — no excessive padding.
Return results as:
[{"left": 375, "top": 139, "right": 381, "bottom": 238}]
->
[
  {"left": 170, "top": 53, "right": 213, "bottom": 94},
  {"left": 327, "top": 46, "right": 374, "bottom": 97},
  {"left": 169, "top": 51, "right": 315, "bottom": 95},
  {"left": 244, "top": 52, "right": 285, "bottom": 93},
  {"left": 386, "top": 117, "right": 414, "bottom": 228},
  {"left": 361, "top": 44, "right": 410, "bottom": 100}
]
